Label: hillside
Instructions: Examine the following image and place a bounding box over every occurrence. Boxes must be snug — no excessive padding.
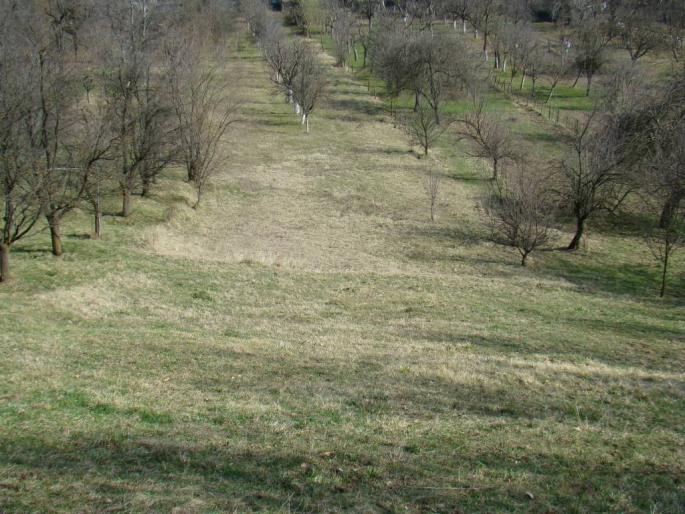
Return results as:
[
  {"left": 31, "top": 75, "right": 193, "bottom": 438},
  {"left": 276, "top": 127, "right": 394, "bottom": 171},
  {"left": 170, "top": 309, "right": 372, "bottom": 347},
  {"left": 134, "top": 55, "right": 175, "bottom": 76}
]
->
[{"left": 1, "top": 23, "right": 684, "bottom": 514}]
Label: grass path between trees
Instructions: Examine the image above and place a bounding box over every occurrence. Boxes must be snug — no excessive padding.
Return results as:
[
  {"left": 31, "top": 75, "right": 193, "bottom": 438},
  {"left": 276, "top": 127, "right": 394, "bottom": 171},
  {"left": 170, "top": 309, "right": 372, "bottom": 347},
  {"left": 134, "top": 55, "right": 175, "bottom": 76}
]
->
[{"left": 0, "top": 30, "right": 683, "bottom": 513}]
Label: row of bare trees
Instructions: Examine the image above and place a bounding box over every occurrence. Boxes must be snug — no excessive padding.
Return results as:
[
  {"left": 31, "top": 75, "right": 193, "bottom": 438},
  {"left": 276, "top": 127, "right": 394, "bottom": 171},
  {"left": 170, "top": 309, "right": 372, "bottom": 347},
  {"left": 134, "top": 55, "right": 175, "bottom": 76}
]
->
[
  {"left": 0, "top": 0, "right": 239, "bottom": 283},
  {"left": 244, "top": 1, "right": 328, "bottom": 133},
  {"left": 315, "top": 0, "right": 683, "bottom": 295}
]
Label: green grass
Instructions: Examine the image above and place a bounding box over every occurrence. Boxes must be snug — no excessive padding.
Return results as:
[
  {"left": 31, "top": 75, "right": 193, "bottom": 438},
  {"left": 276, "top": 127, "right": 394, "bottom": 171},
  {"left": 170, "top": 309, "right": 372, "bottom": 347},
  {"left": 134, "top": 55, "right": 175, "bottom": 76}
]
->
[{"left": 0, "top": 30, "right": 683, "bottom": 513}]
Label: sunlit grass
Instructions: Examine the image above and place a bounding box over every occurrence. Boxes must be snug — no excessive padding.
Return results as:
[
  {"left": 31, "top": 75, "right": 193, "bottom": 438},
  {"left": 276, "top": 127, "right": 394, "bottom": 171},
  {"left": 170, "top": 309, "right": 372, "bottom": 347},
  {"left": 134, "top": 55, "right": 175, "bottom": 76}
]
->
[{"left": 0, "top": 28, "right": 683, "bottom": 514}]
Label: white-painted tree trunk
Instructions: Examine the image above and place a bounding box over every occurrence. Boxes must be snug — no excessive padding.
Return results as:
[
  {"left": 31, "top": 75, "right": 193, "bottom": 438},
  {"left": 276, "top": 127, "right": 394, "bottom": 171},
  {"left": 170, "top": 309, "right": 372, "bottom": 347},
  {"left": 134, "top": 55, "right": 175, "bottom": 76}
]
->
[
  {"left": 295, "top": 102, "right": 301, "bottom": 114},
  {"left": 463, "top": 20, "right": 467, "bottom": 33}
]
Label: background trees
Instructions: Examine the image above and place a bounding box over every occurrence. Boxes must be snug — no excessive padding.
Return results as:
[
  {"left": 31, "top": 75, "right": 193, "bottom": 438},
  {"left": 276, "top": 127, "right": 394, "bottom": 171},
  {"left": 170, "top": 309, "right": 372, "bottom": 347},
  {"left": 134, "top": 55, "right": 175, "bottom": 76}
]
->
[
  {"left": 0, "top": 0, "right": 239, "bottom": 282},
  {"left": 166, "top": 31, "right": 240, "bottom": 206}
]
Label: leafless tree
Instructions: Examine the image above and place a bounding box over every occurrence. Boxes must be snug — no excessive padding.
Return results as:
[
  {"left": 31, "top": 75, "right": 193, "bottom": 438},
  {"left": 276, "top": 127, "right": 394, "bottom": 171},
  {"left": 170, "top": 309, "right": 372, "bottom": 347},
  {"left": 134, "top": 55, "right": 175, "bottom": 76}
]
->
[
  {"left": 456, "top": 97, "right": 518, "bottom": 181},
  {"left": 557, "top": 111, "right": 632, "bottom": 250},
  {"left": 0, "top": 42, "right": 44, "bottom": 280},
  {"left": 371, "top": 24, "right": 475, "bottom": 125},
  {"left": 101, "top": 2, "right": 172, "bottom": 217},
  {"left": 166, "top": 33, "right": 240, "bottom": 207},
  {"left": 468, "top": 0, "right": 498, "bottom": 61},
  {"left": 331, "top": 8, "right": 356, "bottom": 68},
  {"left": 571, "top": 18, "right": 611, "bottom": 96},
  {"left": 263, "top": 27, "right": 308, "bottom": 106},
  {"left": 645, "top": 211, "right": 683, "bottom": 298},
  {"left": 424, "top": 168, "right": 442, "bottom": 221},
  {"left": 484, "top": 162, "right": 556, "bottom": 266},
  {"left": 617, "top": 6, "right": 662, "bottom": 63},
  {"left": 0, "top": 5, "right": 45, "bottom": 279},
  {"left": 399, "top": 103, "right": 444, "bottom": 157},
  {"left": 291, "top": 48, "right": 327, "bottom": 133},
  {"left": 543, "top": 42, "right": 575, "bottom": 103}
]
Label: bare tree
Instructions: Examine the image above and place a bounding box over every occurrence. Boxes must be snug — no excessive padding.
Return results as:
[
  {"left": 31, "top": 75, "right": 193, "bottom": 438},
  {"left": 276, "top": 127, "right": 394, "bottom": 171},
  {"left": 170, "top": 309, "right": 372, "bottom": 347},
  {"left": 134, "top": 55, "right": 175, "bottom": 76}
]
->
[
  {"left": 456, "top": 97, "right": 518, "bottom": 181},
  {"left": 262, "top": 27, "right": 307, "bottom": 106},
  {"left": 331, "top": 8, "right": 355, "bottom": 68},
  {"left": 484, "top": 162, "right": 556, "bottom": 266},
  {"left": 557, "top": 111, "right": 631, "bottom": 250},
  {"left": 571, "top": 18, "right": 611, "bottom": 96},
  {"left": 543, "top": 42, "right": 575, "bottom": 103},
  {"left": 0, "top": 6, "right": 46, "bottom": 280},
  {"left": 291, "top": 48, "right": 327, "bottom": 133},
  {"left": 102, "top": 2, "right": 171, "bottom": 217},
  {"left": 468, "top": 0, "right": 498, "bottom": 61},
  {"left": 618, "top": 6, "right": 662, "bottom": 63},
  {"left": 399, "top": 103, "right": 444, "bottom": 157},
  {"left": 166, "top": 33, "right": 240, "bottom": 207},
  {"left": 424, "top": 168, "right": 442, "bottom": 221},
  {"left": 645, "top": 211, "right": 683, "bottom": 298},
  {"left": 75, "top": 103, "right": 117, "bottom": 239}
]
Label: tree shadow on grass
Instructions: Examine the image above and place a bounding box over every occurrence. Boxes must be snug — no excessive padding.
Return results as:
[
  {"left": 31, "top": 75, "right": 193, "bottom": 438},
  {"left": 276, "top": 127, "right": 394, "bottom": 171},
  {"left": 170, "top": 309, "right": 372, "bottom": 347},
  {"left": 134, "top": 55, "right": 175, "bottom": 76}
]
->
[
  {"left": 326, "top": 97, "right": 386, "bottom": 118},
  {"left": 542, "top": 253, "right": 685, "bottom": 302}
]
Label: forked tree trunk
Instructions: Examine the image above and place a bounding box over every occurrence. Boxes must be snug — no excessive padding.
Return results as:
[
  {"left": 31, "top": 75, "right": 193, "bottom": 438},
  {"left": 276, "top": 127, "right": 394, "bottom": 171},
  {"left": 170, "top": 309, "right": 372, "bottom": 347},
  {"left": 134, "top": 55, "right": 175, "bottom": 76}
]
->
[
  {"left": 0, "top": 243, "right": 9, "bottom": 283},
  {"left": 47, "top": 214, "right": 63, "bottom": 257},
  {"left": 567, "top": 216, "right": 586, "bottom": 250},
  {"left": 521, "top": 252, "right": 529, "bottom": 266}
]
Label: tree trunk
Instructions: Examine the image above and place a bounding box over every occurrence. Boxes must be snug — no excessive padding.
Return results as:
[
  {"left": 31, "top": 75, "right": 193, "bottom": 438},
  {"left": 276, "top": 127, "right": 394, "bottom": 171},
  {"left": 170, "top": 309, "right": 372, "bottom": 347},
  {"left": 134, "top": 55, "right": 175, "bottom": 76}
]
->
[
  {"left": 47, "top": 214, "right": 63, "bottom": 257},
  {"left": 122, "top": 188, "right": 132, "bottom": 217},
  {"left": 521, "top": 252, "right": 529, "bottom": 266},
  {"left": 572, "top": 69, "right": 581, "bottom": 88},
  {"left": 567, "top": 216, "right": 586, "bottom": 250},
  {"left": 546, "top": 83, "right": 557, "bottom": 103},
  {"left": 492, "top": 158, "right": 498, "bottom": 181},
  {"left": 194, "top": 185, "right": 203, "bottom": 210},
  {"left": 659, "top": 190, "right": 683, "bottom": 228},
  {"left": 142, "top": 177, "right": 152, "bottom": 197},
  {"left": 660, "top": 250, "right": 669, "bottom": 298},
  {"left": 94, "top": 207, "right": 102, "bottom": 239},
  {"left": 585, "top": 73, "right": 593, "bottom": 96},
  {"left": 0, "top": 243, "right": 9, "bottom": 283}
]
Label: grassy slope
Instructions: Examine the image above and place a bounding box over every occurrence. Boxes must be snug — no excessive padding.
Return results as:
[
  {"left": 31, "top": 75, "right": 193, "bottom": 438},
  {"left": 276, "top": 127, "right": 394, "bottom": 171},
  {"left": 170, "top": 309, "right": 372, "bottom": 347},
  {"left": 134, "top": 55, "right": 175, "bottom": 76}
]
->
[{"left": 0, "top": 30, "right": 684, "bottom": 514}]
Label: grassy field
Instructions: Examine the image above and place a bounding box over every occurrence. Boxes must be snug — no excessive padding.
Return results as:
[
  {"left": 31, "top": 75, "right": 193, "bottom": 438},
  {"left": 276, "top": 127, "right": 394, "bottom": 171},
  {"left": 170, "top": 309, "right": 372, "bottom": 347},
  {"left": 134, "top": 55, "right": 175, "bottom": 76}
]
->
[{"left": 1, "top": 29, "right": 684, "bottom": 513}]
